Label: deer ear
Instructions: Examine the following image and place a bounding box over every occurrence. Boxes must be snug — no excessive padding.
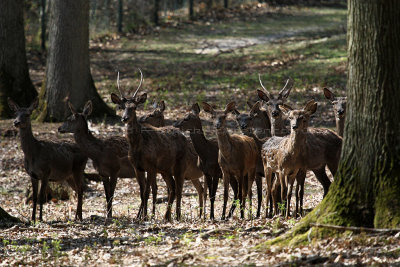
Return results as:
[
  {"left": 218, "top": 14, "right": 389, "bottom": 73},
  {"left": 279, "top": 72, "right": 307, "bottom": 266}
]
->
[
  {"left": 246, "top": 101, "right": 254, "bottom": 109},
  {"left": 191, "top": 103, "right": 200, "bottom": 115},
  {"left": 68, "top": 101, "right": 77, "bottom": 114},
  {"left": 249, "top": 101, "right": 261, "bottom": 116},
  {"left": 7, "top": 98, "right": 20, "bottom": 112},
  {"left": 136, "top": 93, "right": 147, "bottom": 104},
  {"left": 158, "top": 100, "right": 165, "bottom": 112},
  {"left": 279, "top": 105, "right": 291, "bottom": 116},
  {"left": 202, "top": 102, "right": 215, "bottom": 115},
  {"left": 225, "top": 101, "right": 236, "bottom": 114},
  {"left": 304, "top": 100, "right": 317, "bottom": 115},
  {"left": 111, "top": 93, "right": 122, "bottom": 105},
  {"left": 257, "top": 90, "right": 270, "bottom": 102},
  {"left": 28, "top": 98, "right": 39, "bottom": 112},
  {"left": 83, "top": 100, "right": 93, "bottom": 117},
  {"left": 323, "top": 88, "right": 335, "bottom": 101}
]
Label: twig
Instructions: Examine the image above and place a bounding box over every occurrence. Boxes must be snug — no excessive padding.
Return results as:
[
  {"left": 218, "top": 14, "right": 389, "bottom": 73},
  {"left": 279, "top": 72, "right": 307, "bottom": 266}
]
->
[
  {"left": 199, "top": 228, "right": 233, "bottom": 239},
  {"left": 310, "top": 223, "right": 400, "bottom": 234}
]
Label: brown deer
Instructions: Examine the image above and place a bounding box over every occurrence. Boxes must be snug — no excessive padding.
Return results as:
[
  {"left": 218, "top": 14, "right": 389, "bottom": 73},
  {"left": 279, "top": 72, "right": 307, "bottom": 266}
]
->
[
  {"left": 262, "top": 100, "right": 317, "bottom": 218},
  {"left": 139, "top": 101, "right": 205, "bottom": 219},
  {"left": 244, "top": 100, "right": 271, "bottom": 138},
  {"left": 174, "top": 103, "right": 240, "bottom": 220},
  {"left": 231, "top": 102, "right": 265, "bottom": 218},
  {"left": 111, "top": 70, "right": 196, "bottom": 221},
  {"left": 203, "top": 102, "right": 258, "bottom": 219},
  {"left": 323, "top": 88, "right": 347, "bottom": 137},
  {"left": 8, "top": 98, "right": 87, "bottom": 222},
  {"left": 58, "top": 101, "right": 145, "bottom": 221}
]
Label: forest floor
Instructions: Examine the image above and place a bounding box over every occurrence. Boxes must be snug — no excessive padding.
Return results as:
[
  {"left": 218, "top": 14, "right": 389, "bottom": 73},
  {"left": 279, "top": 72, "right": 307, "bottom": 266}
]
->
[{"left": 1, "top": 3, "right": 400, "bottom": 266}]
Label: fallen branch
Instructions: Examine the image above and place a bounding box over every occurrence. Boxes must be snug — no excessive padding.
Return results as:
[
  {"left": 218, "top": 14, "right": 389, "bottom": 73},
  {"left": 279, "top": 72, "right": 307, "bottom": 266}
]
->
[
  {"left": 310, "top": 223, "right": 400, "bottom": 234},
  {"left": 199, "top": 228, "right": 234, "bottom": 239},
  {"left": 273, "top": 254, "right": 330, "bottom": 267}
]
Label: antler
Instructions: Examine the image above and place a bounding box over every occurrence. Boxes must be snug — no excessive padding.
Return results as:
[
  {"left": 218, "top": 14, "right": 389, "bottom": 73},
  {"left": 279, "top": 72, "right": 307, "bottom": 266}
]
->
[
  {"left": 258, "top": 74, "right": 272, "bottom": 99},
  {"left": 132, "top": 68, "right": 143, "bottom": 99},
  {"left": 278, "top": 77, "right": 294, "bottom": 98},
  {"left": 116, "top": 71, "right": 124, "bottom": 98}
]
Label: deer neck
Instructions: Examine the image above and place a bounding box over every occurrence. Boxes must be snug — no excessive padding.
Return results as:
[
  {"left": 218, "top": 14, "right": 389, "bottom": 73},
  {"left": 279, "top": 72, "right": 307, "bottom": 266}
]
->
[
  {"left": 287, "top": 129, "right": 307, "bottom": 158},
  {"left": 270, "top": 115, "right": 286, "bottom": 137},
  {"left": 73, "top": 123, "right": 99, "bottom": 158},
  {"left": 126, "top": 113, "right": 143, "bottom": 149},
  {"left": 189, "top": 127, "right": 210, "bottom": 160},
  {"left": 19, "top": 124, "right": 39, "bottom": 157},
  {"left": 336, "top": 116, "right": 345, "bottom": 137},
  {"left": 216, "top": 127, "right": 233, "bottom": 157}
]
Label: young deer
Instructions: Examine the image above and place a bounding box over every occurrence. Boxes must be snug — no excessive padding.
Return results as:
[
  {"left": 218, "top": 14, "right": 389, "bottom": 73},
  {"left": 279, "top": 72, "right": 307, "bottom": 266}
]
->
[
  {"left": 140, "top": 101, "right": 205, "bottom": 219},
  {"left": 174, "top": 103, "right": 240, "bottom": 220},
  {"left": 262, "top": 100, "right": 317, "bottom": 218},
  {"left": 8, "top": 98, "right": 87, "bottom": 222},
  {"left": 111, "top": 72, "right": 194, "bottom": 221},
  {"left": 244, "top": 100, "right": 271, "bottom": 138},
  {"left": 323, "top": 88, "right": 347, "bottom": 137},
  {"left": 203, "top": 102, "right": 258, "bottom": 219},
  {"left": 232, "top": 102, "right": 265, "bottom": 218},
  {"left": 58, "top": 101, "right": 144, "bottom": 221}
]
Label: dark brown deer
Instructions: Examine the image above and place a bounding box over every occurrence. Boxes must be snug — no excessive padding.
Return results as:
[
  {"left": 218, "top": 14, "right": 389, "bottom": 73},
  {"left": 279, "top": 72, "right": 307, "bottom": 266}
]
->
[
  {"left": 174, "top": 103, "right": 240, "bottom": 220},
  {"left": 323, "top": 88, "right": 347, "bottom": 137},
  {"left": 244, "top": 100, "right": 271, "bottom": 138},
  {"left": 111, "top": 71, "right": 195, "bottom": 221},
  {"left": 139, "top": 101, "right": 205, "bottom": 218},
  {"left": 262, "top": 100, "right": 317, "bottom": 218},
  {"left": 58, "top": 101, "right": 145, "bottom": 221},
  {"left": 232, "top": 102, "right": 265, "bottom": 218},
  {"left": 203, "top": 102, "right": 258, "bottom": 219},
  {"left": 8, "top": 98, "right": 87, "bottom": 222}
]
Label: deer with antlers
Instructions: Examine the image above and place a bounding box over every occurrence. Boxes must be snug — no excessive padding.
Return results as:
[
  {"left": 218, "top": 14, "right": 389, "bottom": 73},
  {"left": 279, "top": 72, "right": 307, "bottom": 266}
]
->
[
  {"left": 203, "top": 101, "right": 258, "bottom": 219},
  {"left": 111, "top": 70, "right": 199, "bottom": 221}
]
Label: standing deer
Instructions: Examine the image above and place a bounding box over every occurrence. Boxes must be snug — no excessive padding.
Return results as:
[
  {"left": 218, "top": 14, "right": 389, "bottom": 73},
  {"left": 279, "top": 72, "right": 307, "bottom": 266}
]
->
[
  {"left": 8, "top": 98, "right": 87, "bottom": 222},
  {"left": 111, "top": 70, "right": 195, "bottom": 221},
  {"left": 232, "top": 102, "right": 265, "bottom": 218},
  {"left": 203, "top": 102, "right": 258, "bottom": 219},
  {"left": 262, "top": 100, "right": 317, "bottom": 218},
  {"left": 140, "top": 101, "right": 205, "bottom": 219},
  {"left": 244, "top": 100, "right": 271, "bottom": 138},
  {"left": 174, "top": 103, "right": 240, "bottom": 220},
  {"left": 323, "top": 88, "right": 347, "bottom": 137},
  {"left": 58, "top": 101, "right": 144, "bottom": 221}
]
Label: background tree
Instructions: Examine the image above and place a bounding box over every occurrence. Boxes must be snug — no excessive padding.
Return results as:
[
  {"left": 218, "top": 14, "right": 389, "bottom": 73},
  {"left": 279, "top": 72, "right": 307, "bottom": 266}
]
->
[
  {"left": 189, "top": 0, "right": 194, "bottom": 19},
  {"left": 0, "top": 0, "right": 37, "bottom": 118},
  {"left": 264, "top": 0, "right": 400, "bottom": 246},
  {"left": 39, "top": 0, "right": 113, "bottom": 121},
  {"left": 154, "top": 0, "right": 160, "bottom": 25},
  {"left": 117, "top": 0, "right": 123, "bottom": 33}
]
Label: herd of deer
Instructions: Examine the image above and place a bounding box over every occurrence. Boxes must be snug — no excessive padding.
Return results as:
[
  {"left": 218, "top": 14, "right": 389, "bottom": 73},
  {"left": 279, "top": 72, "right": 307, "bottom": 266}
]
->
[{"left": 7, "top": 71, "right": 347, "bottom": 223}]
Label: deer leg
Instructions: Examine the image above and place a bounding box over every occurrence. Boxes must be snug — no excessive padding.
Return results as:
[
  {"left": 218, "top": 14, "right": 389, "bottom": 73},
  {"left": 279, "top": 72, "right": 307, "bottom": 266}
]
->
[
  {"left": 312, "top": 168, "right": 331, "bottom": 197},
  {"left": 38, "top": 177, "right": 49, "bottom": 221},
  {"left": 286, "top": 174, "right": 296, "bottom": 219},
  {"left": 162, "top": 174, "right": 175, "bottom": 222},
  {"left": 211, "top": 175, "right": 219, "bottom": 220},
  {"left": 151, "top": 173, "right": 158, "bottom": 218},
  {"left": 141, "top": 171, "right": 153, "bottom": 221},
  {"left": 264, "top": 165, "right": 272, "bottom": 218},
  {"left": 221, "top": 172, "right": 230, "bottom": 220},
  {"left": 227, "top": 177, "right": 238, "bottom": 219},
  {"left": 107, "top": 175, "right": 118, "bottom": 220},
  {"left": 175, "top": 174, "right": 184, "bottom": 221},
  {"left": 203, "top": 174, "right": 211, "bottom": 220},
  {"left": 279, "top": 173, "right": 287, "bottom": 216},
  {"left": 102, "top": 177, "right": 112, "bottom": 219},
  {"left": 295, "top": 169, "right": 306, "bottom": 218},
  {"left": 70, "top": 172, "right": 84, "bottom": 221},
  {"left": 238, "top": 177, "right": 244, "bottom": 219},
  {"left": 255, "top": 174, "right": 262, "bottom": 218},
  {"left": 191, "top": 178, "right": 204, "bottom": 218},
  {"left": 30, "top": 176, "right": 39, "bottom": 222}
]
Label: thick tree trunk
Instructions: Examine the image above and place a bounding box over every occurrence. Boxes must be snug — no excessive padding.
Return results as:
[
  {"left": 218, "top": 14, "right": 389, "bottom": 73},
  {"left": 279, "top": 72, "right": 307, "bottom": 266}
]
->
[
  {"left": 260, "top": 1, "right": 400, "bottom": 247},
  {"left": 0, "top": 206, "right": 20, "bottom": 223},
  {"left": 0, "top": 0, "right": 37, "bottom": 118},
  {"left": 117, "top": 0, "right": 123, "bottom": 33},
  {"left": 189, "top": 0, "right": 194, "bottom": 19},
  {"left": 154, "top": 0, "right": 160, "bottom": 25},
  {"left": 39, "top": 0, "right": 113, "bottom": 121}
]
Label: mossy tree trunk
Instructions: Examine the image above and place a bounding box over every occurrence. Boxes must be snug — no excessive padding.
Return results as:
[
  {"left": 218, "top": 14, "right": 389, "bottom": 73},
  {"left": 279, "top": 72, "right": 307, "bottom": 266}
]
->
[
  {"left": 0, "top": 0, "right": 38, "bottom": 118},
  {"left": 263, "top": 0, "right": 400, "bottom": 247},
  {"left": 39, "top": 0, "right": 114, "bottom": 121}
]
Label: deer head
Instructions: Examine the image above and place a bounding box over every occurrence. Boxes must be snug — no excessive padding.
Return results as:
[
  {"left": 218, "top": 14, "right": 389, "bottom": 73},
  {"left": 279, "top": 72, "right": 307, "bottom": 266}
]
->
[
  {"left": 173, "top": 103, "right": 202, "bottom": 132},
  {"left": 8, "top": 98, "right": 39, "bottom": 129},
  {"left": 139, "top": 100, "right": 165, "bottom": 126},
  {"left": 202, "top": 101, "right": 236, "bottom": 130},
  {"left": 281, "top": 100, "right": 317, "bottom": 132},
  {"left": 323, "top": 88, "right": 347, "bottom": 119},
  {"left": 110, "top": 69, "right": 147, "bottom": 123},
  {"left": 58, "top": 101, "right": 92, "bottom": 133}
]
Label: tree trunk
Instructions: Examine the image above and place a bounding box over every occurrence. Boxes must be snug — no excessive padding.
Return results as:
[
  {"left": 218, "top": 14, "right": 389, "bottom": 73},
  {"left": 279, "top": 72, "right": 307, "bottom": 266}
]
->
[
  {"left": 0, "top": 206, "right": 20, "bottom": 223},
  {"left": 39, "top": 0, "right": 113, "bottom": 121},
  {"left": 189, "top": 0, "right": 194, "bottom": 19},
  {"left": 154, "top": 0, "right": 160, "bottom": 25},
  {"left": 224, "top": 0, "right": 228, "bottom": 9},
  {"left": 261, "top": 1, "right": 400, "bottom": 247},
  {"left": 117, "top": 0, "right": 123, "bottom": 33},
  {"left": 40, "top": 0, "right": 47, "bottom": 51},
  {"left": 0, "top": 0, "right": 38, "bottom": 118}
]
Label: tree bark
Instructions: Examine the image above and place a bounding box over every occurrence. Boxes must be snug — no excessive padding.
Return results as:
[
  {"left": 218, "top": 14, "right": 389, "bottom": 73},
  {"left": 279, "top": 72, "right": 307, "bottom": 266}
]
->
[
  {"left": 39, "top": 0, "right": 113, "bottom": 121},
  {"left": 0, "top": 0, "right": 38, "bottom": 118},
  {"left": 154, "top": 0, "right": 160, "bottom": 25},
  {"left": 224, "top": 0, "right": 228, "bottom": 9},
  {"left": 117, "top": 0, "right": 123, "bottom": 33},
  {"left": 260, "top": 0, "right": 400, "bottom": 247},
  {"left": 189, "top": 0, "right": 194, "bottom": 19}
]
